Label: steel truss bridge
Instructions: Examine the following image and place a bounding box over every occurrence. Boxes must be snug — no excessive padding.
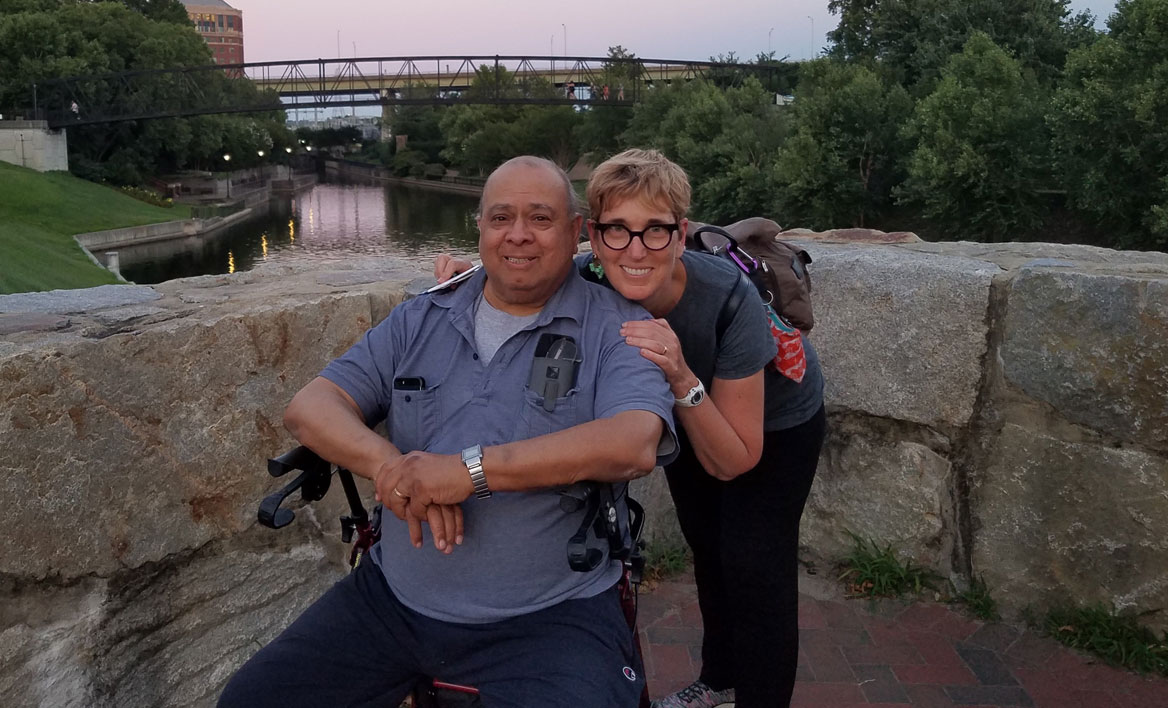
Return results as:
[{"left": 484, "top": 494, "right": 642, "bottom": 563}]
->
[{"left": 32, "top": 55, "right": 785, "bottom": 128}]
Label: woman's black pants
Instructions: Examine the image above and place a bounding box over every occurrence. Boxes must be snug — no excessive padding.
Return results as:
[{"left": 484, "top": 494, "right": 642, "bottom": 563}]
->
[{"left": 664, "top": 404, "right": 826, "bottom": 708}]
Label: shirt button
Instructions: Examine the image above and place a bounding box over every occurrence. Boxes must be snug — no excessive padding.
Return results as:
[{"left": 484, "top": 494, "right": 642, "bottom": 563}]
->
[
  {"left": 473, "top": 353, "right": 479, "bottom": 360},
  {"left": 404, "top": 395, "right": 411, "bottom": 402}
]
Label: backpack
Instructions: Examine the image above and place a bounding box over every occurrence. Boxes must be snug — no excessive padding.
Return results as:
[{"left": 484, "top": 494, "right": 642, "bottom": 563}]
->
[
  {"left": 687, "top": 218, "right": 814, "bottom": 330},
  {"left": 687, "top": 218, "right": 814, "bottom": 382}
]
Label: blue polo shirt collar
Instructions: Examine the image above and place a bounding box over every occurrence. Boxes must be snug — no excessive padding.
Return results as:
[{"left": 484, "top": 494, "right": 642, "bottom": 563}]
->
[{"left": 431, "top": 264, "right": 589, "bottom": 331}]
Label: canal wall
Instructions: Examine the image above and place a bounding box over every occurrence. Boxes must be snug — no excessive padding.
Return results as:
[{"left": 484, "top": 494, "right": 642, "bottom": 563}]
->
[
  {"left": 323, "top": 157, "right": 485, "bottom": 197},
  {"left": 72, "top": 166, "right": 317, "bottom": 280},
  {"left": 75, "top": 209, "right": 256, "bottom": 252},
  {"left": 0, "top": 236, "right": 1166, "bottom": 706}
]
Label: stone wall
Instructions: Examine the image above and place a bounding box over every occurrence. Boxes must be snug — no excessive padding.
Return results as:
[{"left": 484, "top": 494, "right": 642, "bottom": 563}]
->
[
  {"left": 1, "top": 239, "right": 1166, "bottom": 706},
  {"left": 792, "top": 236, "right": 1168, "bottom": 633}
]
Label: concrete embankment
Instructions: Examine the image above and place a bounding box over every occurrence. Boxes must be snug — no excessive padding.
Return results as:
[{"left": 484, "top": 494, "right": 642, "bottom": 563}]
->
[
  {"left": 73, "top": 166, "right": 318, "bottom": 277},
  {"left": 1, "top": 233, "right": 1166, "bottom": 706},
  {"left": 324, "top": 158, "right": 485, "bottom": 196},
  {"left": 74, "top": 209, "right": 255, "bottom": 252}
]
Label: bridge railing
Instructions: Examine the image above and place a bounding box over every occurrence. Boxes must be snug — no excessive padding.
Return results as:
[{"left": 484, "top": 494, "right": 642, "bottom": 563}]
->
[{"left": 31, "top": 55, "right": 787, "bottom": 128}]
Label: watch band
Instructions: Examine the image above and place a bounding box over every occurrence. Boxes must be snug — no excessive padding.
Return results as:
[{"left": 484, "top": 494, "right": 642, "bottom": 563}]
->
[
  {"left": 461, "top": 444, "right": 491, "bottom": 499},
  {"left": 674, "top": 380, "right": 706, "bottom": 408}
]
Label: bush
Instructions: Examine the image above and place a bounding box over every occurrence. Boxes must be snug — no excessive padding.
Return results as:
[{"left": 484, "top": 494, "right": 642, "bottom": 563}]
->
[
  {"left": 391, "top": 149, "right": 425, "bottom": 177},
  {"left": 117, "top": 185, "right": 173, "bottom": 208},
  {"left": 423, "top": 163, "right": 446, "bottom": 179}
]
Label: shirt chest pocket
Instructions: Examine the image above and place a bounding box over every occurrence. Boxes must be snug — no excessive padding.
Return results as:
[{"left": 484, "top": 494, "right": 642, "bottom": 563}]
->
[
  {"left": 390, "top": 386, "right": 440, "bottom": 453},
  {"left": 519, "top": 387, "right": 581, "bottom": 438}
]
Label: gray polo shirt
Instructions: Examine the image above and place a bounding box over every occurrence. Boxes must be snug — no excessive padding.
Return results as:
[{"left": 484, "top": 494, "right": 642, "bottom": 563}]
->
[{"left": 321, "top": 267, "right": 678, "bottom": 623}]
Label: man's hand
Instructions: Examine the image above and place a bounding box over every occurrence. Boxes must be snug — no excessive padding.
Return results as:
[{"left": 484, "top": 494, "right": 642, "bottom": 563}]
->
[
  {"left": 434, "top": 253, "right": 475, "bottom": 283},
  {"left": 375, "top": 451, "right": 474, "bottom": 553}
]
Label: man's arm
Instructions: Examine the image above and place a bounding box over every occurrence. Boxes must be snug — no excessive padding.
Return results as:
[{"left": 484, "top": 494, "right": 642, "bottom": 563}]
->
[
  {"left": 284, "top": 376, "right": 464, "bottom": 552},
  {"left": 384, "top": 409, "right": 664, "bottom": 519},
  {"left": 283, "top": 377, "right": 399, "bottom": 481}
]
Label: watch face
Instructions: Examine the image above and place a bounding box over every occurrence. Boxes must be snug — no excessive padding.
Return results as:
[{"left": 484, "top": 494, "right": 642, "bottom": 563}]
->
[{"left": 692, "top": 389, "right": 704, "bottom": 405}]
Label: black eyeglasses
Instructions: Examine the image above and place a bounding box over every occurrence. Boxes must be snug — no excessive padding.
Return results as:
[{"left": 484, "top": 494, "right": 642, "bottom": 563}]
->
[{"left": 593, "top": 222, "right": 679, "bottom": 251}]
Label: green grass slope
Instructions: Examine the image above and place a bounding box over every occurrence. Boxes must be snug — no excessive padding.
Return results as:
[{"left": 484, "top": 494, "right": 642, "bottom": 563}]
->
[{"left": 0, "top": 162, "right": 191, "bottom": 294}]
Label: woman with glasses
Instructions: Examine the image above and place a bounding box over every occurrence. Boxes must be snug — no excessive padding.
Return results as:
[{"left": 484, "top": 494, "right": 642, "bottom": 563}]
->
[{"left": 437, "top": 149, "right": 825, "bottom": 708}]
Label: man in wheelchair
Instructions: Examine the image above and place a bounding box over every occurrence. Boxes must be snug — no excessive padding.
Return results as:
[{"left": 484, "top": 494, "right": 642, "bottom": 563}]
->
[{"left": 219, "top": 156, "right": 678, "bottom": 708}]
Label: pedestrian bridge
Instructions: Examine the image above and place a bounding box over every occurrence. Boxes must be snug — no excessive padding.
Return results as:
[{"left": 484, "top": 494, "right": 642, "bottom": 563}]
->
[{"left": 31, "top": 55, "right": 785, "bottom": 128}]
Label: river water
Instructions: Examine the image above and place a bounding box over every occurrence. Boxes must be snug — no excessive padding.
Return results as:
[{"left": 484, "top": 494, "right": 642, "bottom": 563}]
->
[{"left": 119, "top": 182, "right": 482, "bottom": 284}]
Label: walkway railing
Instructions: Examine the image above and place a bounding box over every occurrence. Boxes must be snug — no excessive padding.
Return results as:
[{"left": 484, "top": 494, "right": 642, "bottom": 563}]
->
[{"left": 30, "top": 55, "right": 788, "bottom": 128}]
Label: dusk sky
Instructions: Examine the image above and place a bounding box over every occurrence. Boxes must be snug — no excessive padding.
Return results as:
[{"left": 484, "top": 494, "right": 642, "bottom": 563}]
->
[{"left": 229, "top": 0, "right": 1119, "bottom": 65}]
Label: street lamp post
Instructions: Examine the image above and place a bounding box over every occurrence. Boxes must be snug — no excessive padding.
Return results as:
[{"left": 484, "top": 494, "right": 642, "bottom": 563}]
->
[
  {"left": 222, "top": 154, "right": 232, "bottom": 198},
  {"left": 769, "top": 27, "right": 774, "bottom": 54},
  {"left": 807, "top": 16, "right": 815, "bottom": 59},
  {"left": 562, "top": 23, "right": 567, "bottom": 57}
]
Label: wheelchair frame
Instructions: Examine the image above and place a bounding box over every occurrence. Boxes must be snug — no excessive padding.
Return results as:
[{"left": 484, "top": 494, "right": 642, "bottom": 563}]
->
[{"left": 258, "top": 445, "right": 651, "bottom": 708}]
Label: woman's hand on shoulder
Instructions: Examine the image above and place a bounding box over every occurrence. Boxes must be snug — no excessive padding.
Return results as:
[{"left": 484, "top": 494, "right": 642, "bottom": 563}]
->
[
  {"left": 620, "top": 318, "right": 691, "bottom": 390},
  {"left": 434, "top": 253, "right": 474, "bottom": 283}
]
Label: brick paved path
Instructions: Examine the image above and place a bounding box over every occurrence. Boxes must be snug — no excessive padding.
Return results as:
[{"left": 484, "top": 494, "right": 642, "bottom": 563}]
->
[{"left": 638, "top": 570, "right": 1168, "bottom": 708}]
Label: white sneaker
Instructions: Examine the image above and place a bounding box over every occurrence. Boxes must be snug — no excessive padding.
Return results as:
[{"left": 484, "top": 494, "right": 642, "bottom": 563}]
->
[{"left": 651, "top": 680, "right": 735, "bottom": 708}]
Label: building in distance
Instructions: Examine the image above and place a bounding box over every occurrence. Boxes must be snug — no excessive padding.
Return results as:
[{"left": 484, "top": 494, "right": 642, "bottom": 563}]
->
[{"left": 180, "top": 0, "right": 244, "bottom": 66}]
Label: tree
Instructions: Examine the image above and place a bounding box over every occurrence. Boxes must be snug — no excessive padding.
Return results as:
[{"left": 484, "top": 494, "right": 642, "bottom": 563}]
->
[
  {"left": 896, "top": 33, "right": 1051, "bottom": 239},
  {"left": 773, "top": 60, "right": 912, "bottom": 229},
  {"left": 622, "top": 78, "right": 791, "bottom": 223},
  {"left": 387, "top": 90, "right": 446, "bottom": 163},
  {"left": 1048, "top": 0, "right": 1168, "bottom": 249},
  {"left": 0, "top": 0, "right": 287, "bottom": 182},
  {"left": 440, "top": 66, "right": 580, "bottom": 173},
  {"left": 575, "top": 46, "right": 640, "bottom": 158},
  {"left": 826, "top": 0, "right": 1097, "bottom": 93},
  {"left": 118, "top": 0, "right": 191, "bottom": 25}
]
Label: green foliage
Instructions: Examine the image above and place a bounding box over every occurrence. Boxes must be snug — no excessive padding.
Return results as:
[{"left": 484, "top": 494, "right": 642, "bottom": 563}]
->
[
  {"left": 1048, "top": 0, "right": 1168, "bottom": 250},
  {"left": 953, "top": 575, "right": 999, "bottom": 621},
  {"left": 575, "top": 46, "right": 640, "bottom": 157},
  {"left": 1041, "top": 604, "right": 1168, "bottom": 676},
  {"left": 0, "top": 1, "right": 287, "bottom": 181},
  {"left": 838, "top": 532, "right": 941, "bottom": 598},
  {"left": 897, "top": 33, "right": 1051, "bottom": 239},
  {"left": 774, "top": 60, "right": 912, "bottom": 229},
  {"left": 117, "top": 0, "right": 191, "bottom": 25},
  {"left": 826, "top": 0, "right": 1097, "bottom": 93},
  {"left": 622, "top": 78, "right": 790, "bottom": 223},
  {"left": 117, "top": 184, "right": 174, "bottom": 208},
  {"left": 641, "top": 541, "right": 692, "bottom": 584},
  {"left": 703, "top": 51, "right": 802, "bottom": 95},
  {"left": 391, "top": 149, "right": 426, "bottom": 177},
  {"left": 440, "top": 66, "right": 580, "bottom": 173},
  {"left": 0, "top": 161, "right": 191, "bottom": 293},
  {"left": 388, "top": 90, "right": 447, "bottom": 163}
]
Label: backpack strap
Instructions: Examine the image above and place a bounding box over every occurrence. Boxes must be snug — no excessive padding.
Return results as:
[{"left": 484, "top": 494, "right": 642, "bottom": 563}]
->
[{"left": 715, "top": 270, "right": 751, "bottom": 347}]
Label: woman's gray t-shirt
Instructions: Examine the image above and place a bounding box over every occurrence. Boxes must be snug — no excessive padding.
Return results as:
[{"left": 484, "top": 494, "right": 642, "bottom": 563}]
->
[{"left": 578, "top": 250, "right": 824, "bottom": 431}]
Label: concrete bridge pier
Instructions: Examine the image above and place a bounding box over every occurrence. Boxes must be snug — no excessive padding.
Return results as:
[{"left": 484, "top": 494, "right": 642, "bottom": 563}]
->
[
  {"left": 0, "top": 120, "right": 68, "bottom": 171},
  {"left": 381, "top": 90, "right": 394, "bottom": 142}
]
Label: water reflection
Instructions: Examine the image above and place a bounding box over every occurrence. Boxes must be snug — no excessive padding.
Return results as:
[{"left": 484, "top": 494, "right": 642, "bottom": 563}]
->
[{"left": 119, "top": 182, "right": 482, "bottom": 285}]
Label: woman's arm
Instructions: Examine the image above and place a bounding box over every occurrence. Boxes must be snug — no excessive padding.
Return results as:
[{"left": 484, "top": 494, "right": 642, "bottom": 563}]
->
[
  {"left": 621, "top": 319, "right": 765, "bottom": 480},
  {"left": 674, "top": 370, "right": 765, "bottom": 480},
  {"left": 434, "top": 253, "right": 474, "bottom": 283}
]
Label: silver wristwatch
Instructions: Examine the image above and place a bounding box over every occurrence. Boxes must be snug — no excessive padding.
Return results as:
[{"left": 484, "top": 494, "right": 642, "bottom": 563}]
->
[
  {"left": 674, "top": 380, "right": 706, "bottom": 408},
  {"left": 461, "top": 444, "right": 491, "bottom": 499}
]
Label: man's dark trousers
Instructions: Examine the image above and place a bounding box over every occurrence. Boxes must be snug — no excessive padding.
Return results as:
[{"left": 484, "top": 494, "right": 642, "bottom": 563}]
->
[{"left": 218, "top": 557, "right": 644, "bottom": 708}]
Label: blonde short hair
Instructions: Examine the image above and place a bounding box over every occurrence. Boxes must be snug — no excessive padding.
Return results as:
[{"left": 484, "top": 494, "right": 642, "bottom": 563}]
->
[{"left": 586, "top": 149, "right": 691, "bottom": 222}]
